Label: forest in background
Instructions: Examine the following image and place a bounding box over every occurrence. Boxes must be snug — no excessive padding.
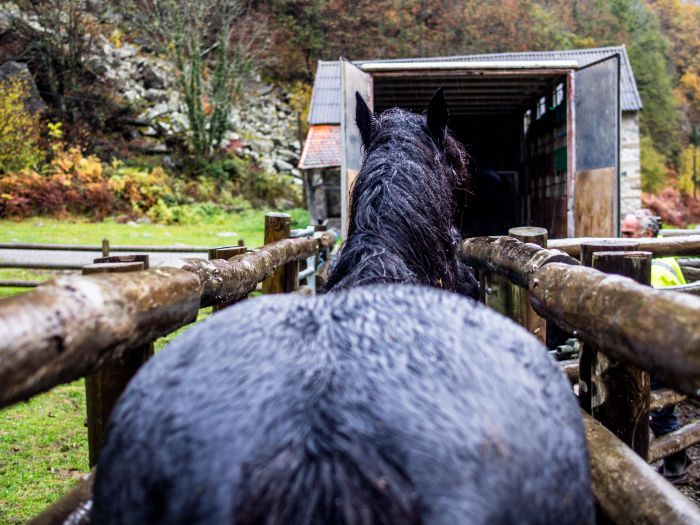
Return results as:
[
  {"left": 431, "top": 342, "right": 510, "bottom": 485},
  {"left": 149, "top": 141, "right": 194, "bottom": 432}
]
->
[
  {"left": 260, "top": 0, "right": 700, "bottom": 194},
  {"left": 2, "top": 0, "right": 700, "bottom": 224}
]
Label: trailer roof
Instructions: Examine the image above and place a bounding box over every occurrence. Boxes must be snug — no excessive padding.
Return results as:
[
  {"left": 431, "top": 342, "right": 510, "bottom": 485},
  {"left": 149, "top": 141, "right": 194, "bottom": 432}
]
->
[{"left": 308, "top": 46, "right": 641, "bottom": 124}]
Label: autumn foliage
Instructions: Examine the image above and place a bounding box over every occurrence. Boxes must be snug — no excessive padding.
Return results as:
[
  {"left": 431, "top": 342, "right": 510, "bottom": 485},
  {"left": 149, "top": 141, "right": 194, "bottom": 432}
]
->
[{"left": 0, "top": 78, "right": 44, "bottom": 174}]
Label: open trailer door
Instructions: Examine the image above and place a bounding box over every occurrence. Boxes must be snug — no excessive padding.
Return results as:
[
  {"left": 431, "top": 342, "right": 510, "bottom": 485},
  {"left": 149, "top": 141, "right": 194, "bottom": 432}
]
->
[
  {"left": 340, "top": 58, "right": 373, "bottom": 238},
  {"left": 573, "top": 54, "right": 621, "bottom": 237}
]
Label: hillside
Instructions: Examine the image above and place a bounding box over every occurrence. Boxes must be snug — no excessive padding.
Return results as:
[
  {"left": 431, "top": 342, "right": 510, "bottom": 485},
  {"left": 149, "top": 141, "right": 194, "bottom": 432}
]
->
[{"left": 1, "top": 0, "right": 700, "bottom": 223}]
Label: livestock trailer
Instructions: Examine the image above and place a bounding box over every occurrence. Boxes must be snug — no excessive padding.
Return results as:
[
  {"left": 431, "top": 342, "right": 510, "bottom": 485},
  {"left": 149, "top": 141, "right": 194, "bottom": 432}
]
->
[{"left": 299, "top": 48, "right": 643, "bottom": 239}]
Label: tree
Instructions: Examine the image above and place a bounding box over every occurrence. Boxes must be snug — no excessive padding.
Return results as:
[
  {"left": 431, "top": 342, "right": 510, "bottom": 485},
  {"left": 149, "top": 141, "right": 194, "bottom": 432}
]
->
[
  {"left": 126, "top": 0, "right": 264, "bottom": 160},
  {"left": 0, "top": 78, "right": 44, "bottom": 174},
  {"left": 641, "top": 134, "right": 668, "bottom": 193},
  {"left": 14, "top": 0, "right": 95, "bottom": 120},
  {"left": 678, "top": 144, "right": 700, "bottom": 197}
]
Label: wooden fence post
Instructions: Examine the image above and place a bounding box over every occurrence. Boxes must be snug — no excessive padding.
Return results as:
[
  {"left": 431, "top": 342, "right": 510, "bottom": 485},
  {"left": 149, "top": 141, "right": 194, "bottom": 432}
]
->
[
  {"left": 101, "top": 238, "right": 110, "bottom": 257},
  {"left": 578, "top": 240, "right": 639, "bottom": 415},
  {"left": 208, "top": 245, "right": 247, "bottom": 311},
  {"left": 507, "top": 227, "right": 547, "bottom": 342},
  {"left": 262, "top": 213, "right": 297, "bottom": 294},
  {"left": 82, "top": 256, "right": 153, "bottom": 467},
  {"left": 590, "top": 250, "right": 652, "bottom": 459}
]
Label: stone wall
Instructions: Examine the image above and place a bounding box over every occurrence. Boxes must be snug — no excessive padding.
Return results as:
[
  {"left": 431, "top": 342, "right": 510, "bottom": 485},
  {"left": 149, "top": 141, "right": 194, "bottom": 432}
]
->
[{"left": 620, "top": 111, "right": 642, "bottom": 216}]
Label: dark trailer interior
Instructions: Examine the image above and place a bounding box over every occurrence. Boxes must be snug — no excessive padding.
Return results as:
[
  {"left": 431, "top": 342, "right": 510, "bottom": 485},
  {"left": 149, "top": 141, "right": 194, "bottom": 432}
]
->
[{"left": 340, "top": 58, "right": 621, "bottom": 240}]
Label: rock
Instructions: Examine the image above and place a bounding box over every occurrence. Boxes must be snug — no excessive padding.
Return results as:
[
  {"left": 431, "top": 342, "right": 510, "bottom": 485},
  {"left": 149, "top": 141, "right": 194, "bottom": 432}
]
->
[
  {"left": 278, "top": 148, "right": 297, "bottom": 160},
  {"left": 0, "top": 61, "right": 46, "bottom": 113},
  {"left": 139, "top": 61, "right": 168, "bottom": 90},
  {"left": 0, "top": 12, "right": 11, "bottom": 35},
  {"left": 123, "top": 88, "right": 142, "bottom": 103},
  {"left": 144, "top": 88, "right": 167, "bottom": 102},
  {"left": 274, "top": 159, "right": 294, "bottom": 172},
  {"left": 85, "top": 56, "right": 110, "bottom": 77},
  {"left": 163, "top": 156, "right": 177, "bottom": 171},
  {"left": 116, "top": 44, "right": 138, "bottom": 59},
  {"left": 86, "top": 0, "right": 104, "bottom": 13}
]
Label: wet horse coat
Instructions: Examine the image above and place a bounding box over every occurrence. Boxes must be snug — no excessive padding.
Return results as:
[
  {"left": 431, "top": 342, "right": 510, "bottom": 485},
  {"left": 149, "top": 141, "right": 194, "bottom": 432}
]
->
[{"left": 92, "top": 92, "right": 594, "bottom": 525}]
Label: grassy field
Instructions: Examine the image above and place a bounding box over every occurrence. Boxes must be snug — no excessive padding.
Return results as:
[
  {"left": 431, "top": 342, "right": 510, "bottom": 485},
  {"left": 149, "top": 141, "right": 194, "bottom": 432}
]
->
[
  {"left": 0, "top": 208, "right": 309, "bottom": 297},
  {"left": 0, "top": 309, "right": 212, "bottom": 524},
  {"left": 0, "top": 209, "right": 307, "bottom": 523},
  {"left": 0, "top": 208, "right": 309, "bottom": 248}
]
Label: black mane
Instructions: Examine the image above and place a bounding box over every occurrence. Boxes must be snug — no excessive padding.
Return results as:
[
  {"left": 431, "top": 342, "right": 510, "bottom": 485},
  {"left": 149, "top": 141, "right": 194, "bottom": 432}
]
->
[{"left": 324, "top": 101, "right": 477, "bottom": 297}]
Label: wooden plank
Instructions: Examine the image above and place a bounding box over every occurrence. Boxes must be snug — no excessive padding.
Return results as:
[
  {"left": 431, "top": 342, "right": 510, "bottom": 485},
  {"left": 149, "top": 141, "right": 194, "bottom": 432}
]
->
[
  {"left": 0, "top": 236, "right": 327, "bottom": 409},
  {"left": 0, "top": 243, "right": 209, "bottom": 253},
  {"left": 83, "top": 258, "right": 152, "bottom": 467},
  {"left": 507, "top": 227, "right": 548, "bottom": 342},
  {"left": 461, "top": 237, "right": 700, "bottom": 397},
  {"left": 589, "top": 251, "right": 651, "bottom": 459},
  {"left": 262, "top": 213, "right": 293, "bottom": 294},
  {"left": 529, "top": 262, "right": 700, "bottom": 398},
  {"left": 0, "top": 280, "right": 42, "bottom": 287},
  {"left": 583, "top": 412, "right": 700, "bottom": 524},
  {"left": 548, "top": 235, "right": 700, "bottom": 259},
  {"left": 460, "top": 236, "right": 578, "bottom": 288},
  {"left": 650, "top": 389, "right": 686, "bottom": 411},
  {"left": 574, "top": 167, "right": 616, "bottom": 237},
  {"left": 648, "top": 422, "right": 700, "bottom": 464},
  {"left": 28, "top": 472, "right": 93, "bottom": 525}
]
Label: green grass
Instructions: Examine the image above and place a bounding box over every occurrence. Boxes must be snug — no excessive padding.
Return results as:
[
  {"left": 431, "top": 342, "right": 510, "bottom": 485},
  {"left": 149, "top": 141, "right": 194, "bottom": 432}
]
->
[
  {"left": 0, "top": 380, "right": 87, "bottom": 524},
  {"left": 0, "top": 307, "right": 213, "bottom": 524},
  {"left": 0, "top": 208, "right": 309, "bottom": 249},
  {"left": 0, "top": 208, "right": 309, "bottom": 298},
  {"left": 0, "top": 269, "right": 60, "bottom": 298},
  {"left": 0, "top": 208, "right": 306, "bottom": 523}
]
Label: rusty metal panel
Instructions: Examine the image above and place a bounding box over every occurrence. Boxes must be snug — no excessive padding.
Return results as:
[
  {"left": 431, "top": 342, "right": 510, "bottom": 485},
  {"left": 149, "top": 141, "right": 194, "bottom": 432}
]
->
[
  {"left": 340, "top": 58, "right": 373, "bottom": 238},
  {"left": 574, "top": 167, "right": 617, "bottom": 237},
  {"left": 574, "top": 55, "right": 620, "bottom": 236}
]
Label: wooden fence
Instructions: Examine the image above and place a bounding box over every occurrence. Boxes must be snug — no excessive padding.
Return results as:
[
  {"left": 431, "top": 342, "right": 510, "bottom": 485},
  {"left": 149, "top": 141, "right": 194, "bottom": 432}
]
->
[
  {"left": 0, "top": 212, "right": 335, "bottom": 525},
  {"left": 463, "top": 228, "right": 700, "bottom": 524},
  {"left": 3, "top": 221, "right": 700, "bottom": 524}
]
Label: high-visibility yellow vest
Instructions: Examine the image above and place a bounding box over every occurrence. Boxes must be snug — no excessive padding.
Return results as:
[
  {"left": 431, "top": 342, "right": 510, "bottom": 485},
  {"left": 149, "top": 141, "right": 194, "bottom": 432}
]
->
[{"left": 651, "top": 257, "right": 686, "bottom": 288}]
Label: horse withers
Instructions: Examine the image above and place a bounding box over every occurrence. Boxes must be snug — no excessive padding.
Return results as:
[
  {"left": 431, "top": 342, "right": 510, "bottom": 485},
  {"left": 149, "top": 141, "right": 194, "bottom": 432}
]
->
[{"left": 92, "top": 92, "right": 593, "bottom": 525}]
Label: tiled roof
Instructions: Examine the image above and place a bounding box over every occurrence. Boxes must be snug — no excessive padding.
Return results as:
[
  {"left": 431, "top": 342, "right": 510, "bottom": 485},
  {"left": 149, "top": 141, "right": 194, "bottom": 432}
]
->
[
  {"left": 307, "top": 46, "right": 641, "bottom": 125},
  {"left": 298, "top": 125, "right": 341, "bottom": 169}
]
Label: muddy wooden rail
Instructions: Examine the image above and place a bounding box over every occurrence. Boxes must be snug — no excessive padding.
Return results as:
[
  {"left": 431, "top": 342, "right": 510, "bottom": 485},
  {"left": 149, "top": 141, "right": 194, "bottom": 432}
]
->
[
  {"left": 548, "top": 235, "right": 700, "bottom": 259},
  {"left": 462, "top": 236, "right": 700, "bottom": 397},
  {"left": 463, "top": 233, "right": 700, "bottom": 524},
  {"left": 0, "top": 230, "right": 335, "bottom": 410}
]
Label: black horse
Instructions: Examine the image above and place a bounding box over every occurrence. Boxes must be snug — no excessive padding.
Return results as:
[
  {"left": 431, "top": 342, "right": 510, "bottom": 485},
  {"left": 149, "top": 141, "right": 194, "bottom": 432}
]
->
[
  {"left": 92, "top": 93, "right": 594, "bottom": 525},
  {"left": 325, "top": 90, "right": 478, "bottom": 298}
]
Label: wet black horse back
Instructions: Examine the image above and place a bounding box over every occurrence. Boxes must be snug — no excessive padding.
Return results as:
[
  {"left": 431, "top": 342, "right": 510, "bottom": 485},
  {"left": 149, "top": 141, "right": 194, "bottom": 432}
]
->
[
  {"left": 324, "top": 90, "right": 478, "bottom": 297},
  {"left": 92, "top": 90, "right": 594, "bottom": 525}
]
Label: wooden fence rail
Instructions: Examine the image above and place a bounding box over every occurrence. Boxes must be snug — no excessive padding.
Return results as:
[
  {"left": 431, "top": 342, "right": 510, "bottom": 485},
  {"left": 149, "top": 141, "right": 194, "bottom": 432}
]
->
[
  {"left": 0, "top": 232, "right": 335, "bottom": 410},
  {"left": 461, "top": 236, "right": 700, "bottom": 398},
  {"left": 464, "top": 233, "right": 700, "bottom": 524},
  {"left": 548, "top": 235, "right": 700, "bottom": 259},
  {"left": 0, "top": 242, "right": 209, "bottom": 253}
]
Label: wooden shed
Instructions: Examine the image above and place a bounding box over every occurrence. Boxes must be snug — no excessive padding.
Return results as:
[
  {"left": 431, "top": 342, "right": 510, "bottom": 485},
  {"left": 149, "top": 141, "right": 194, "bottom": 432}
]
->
[{"left": 298, "top": 46, "right": 643, "bottom": 238}]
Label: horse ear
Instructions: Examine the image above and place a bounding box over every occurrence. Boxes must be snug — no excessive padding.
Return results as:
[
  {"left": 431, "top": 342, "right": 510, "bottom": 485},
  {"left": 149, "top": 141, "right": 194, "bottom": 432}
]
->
[
  {"left": 427, "top": 88, "right": 449, "bottom": 143},
  {"left": 355, "top": 91, "right": 375, "bottom": 149}
]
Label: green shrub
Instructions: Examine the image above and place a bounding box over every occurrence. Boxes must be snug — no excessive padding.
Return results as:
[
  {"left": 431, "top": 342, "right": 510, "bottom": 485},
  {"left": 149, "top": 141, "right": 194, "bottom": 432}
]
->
[{"left": 0, "top": 78, "right": 44, "bottom": 174}]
